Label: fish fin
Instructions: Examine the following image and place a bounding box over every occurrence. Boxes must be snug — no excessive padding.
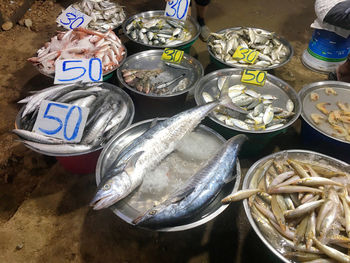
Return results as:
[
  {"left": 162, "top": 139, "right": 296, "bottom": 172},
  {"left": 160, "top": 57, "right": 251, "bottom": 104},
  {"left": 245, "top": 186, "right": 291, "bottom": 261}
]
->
[
  {"left": 224, "top": 174, "right": 238, "bottom": 184},
  {"left": 124, "top": 151, "right": 144, "bottom": 176},
  {"left": 150, "top": 118, "right": 158, "bottom": 128},
  {"left": 169, "top": 187, "right": 196, "bottom": 204}
]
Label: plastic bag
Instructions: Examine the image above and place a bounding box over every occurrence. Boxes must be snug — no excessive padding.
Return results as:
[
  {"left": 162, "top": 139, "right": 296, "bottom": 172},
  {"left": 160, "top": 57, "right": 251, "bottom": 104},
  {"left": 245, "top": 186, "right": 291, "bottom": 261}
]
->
[{"left": 324, "top": 1, "right": 350, "bottom": 29}]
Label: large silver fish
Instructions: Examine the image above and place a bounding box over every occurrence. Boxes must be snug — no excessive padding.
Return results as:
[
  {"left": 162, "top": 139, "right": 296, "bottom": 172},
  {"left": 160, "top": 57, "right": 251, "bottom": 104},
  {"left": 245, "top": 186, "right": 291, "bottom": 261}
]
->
[
  {"left": 90, "top": 98, "right": 247, "bottom": 210},
  {"left": 132, "top": 134, "right": 247, "bottom": 228}
]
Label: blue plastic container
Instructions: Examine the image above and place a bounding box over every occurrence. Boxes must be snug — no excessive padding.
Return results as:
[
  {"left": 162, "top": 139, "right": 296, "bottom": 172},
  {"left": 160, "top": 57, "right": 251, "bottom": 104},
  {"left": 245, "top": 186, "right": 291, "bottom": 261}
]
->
[{"left": 302, "top": 29, "right": 350, "bottom": 73}]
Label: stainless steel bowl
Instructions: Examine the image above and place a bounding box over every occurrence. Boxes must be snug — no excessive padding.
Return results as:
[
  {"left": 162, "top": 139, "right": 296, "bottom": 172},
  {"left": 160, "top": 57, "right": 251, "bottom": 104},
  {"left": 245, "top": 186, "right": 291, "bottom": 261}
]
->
[
  {"left": 242, "top": 149, "right": 350, "bottom": 263},
  {"left": 194, "top": 68, "right": 301, "bottom": 134},
  {"left": 207, "top": 27, "right": 293, "bottom": 71},
  {"left": 117, "top": 49, "right": 204, "bottom": 98},
  {"left": 299, "top": 80, "right": 350, "bottom": 145},
  {"left": 15, "top": 82, "right": 135, "bottom": 157},
  {"left": 95, "top": 118, "right": 242, "bottom": 232},
  {"left": 122, "top": 10, "right": 200, "bottom": 49}
]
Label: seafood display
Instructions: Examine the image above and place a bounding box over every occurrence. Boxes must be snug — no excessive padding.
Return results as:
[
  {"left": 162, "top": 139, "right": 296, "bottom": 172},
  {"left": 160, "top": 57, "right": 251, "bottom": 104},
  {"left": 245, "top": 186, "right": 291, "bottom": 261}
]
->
[
  {"left": 224, "top": 150, "right": 350, "bottom": 263},
  {"left": 72, "top": 0, "right": 126, "bottom": 32},
  {"left": 96, "top": 119, "right": 242, "bottom": 230},
  {"left": 28, "top": 27, "right": 126, "bottom": 75},
  {"left": 195, "top": 70, "right": 300, "bottom": 133},
  {"left": 90, "top": 97, "right": 246, "bottom": 210},
  {"left": 309, "top": 89, "right": 350, "bottom": 142},
  {"left": 14, "top": 82, "right": 134, "bottom": 155},
  {"left": 117, "top": 50, "right": 203, "bottom": 97},
  {"left": 133, "top": 134, "right": 246, "bottom": 228},
  {"left": 121, "top": 68, "right": 189, "bottom": 95},
  {"left": 300, "top": 83, "right": 350, "bottom": 144},
  {"left": 124, "top": 11, "right": 198, "bottom": 47},
  {"left": 208, "top": 27, "right": 292, "bottom": 69}
]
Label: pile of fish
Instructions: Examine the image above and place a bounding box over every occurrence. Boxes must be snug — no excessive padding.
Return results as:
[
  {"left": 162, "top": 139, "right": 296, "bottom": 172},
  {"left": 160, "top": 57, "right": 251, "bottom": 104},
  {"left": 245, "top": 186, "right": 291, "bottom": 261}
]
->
[
  {"left": 222, "top": 155, "right": 350, "bottom": 263},
  {"left": 208, "top": 27, "right": 290, "bottom": 68},
  {"left": 202, "top": 77, "right": 295, "bottom": 131},
  {"left": 28, "top": 27, "right": 125, "bottom": 75},
  {"left": 125, "top": 16, "right": 192, "bottom": 47},
  {"left": 14, "top": 83, "right": 129, "bottom": 155},
  {"left": 121, "top": 67, "right": 189, "bottom": 95},
  {"left": 72, "top": 0, "right": 126, "bottom": 32},
  {"left": 309, "top": 87, "right": 350, "bottom": 142},
  {"left": 90, "top": 96, "right": 245, "bottom": 211}
]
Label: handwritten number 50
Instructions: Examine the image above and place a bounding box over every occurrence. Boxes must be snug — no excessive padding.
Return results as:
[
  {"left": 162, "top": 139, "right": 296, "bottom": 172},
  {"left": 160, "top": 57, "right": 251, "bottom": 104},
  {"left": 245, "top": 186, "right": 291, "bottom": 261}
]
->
[{"left": 39, "top": 103, "right": 82, "bottom": 141}]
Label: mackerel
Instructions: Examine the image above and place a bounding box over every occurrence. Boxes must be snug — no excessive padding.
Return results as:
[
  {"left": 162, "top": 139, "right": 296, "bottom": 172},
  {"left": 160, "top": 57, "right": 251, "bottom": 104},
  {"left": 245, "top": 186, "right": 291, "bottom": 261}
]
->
[
  {"left": 132, "top": 134, "right": 247, "bottom": 227},
  {"left": 90, "top": 99, "right": 246, "bottom": 210}
]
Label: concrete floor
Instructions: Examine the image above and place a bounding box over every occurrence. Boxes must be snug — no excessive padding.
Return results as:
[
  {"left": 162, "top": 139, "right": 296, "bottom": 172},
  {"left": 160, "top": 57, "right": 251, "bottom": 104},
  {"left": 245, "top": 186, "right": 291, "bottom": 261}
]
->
[{"left": 0, "top": 0, "right": 330, "bottom": 262}]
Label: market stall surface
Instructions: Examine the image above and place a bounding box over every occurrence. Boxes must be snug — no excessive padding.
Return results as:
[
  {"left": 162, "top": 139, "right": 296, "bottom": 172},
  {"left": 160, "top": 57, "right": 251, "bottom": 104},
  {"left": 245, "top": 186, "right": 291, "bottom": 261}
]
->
[{"left": 0, "top": 0, "right": 326, "bottom": 262}]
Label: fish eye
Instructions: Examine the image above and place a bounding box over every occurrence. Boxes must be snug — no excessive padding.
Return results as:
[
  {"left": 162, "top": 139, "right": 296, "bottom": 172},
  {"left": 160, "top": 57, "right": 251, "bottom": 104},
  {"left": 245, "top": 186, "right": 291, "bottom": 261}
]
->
[
  {"left": 103, "top": 184, "right": 111, "bottom": 191},
  {"left": 149, "top": 210, "right": 157, "bottom": 215}
]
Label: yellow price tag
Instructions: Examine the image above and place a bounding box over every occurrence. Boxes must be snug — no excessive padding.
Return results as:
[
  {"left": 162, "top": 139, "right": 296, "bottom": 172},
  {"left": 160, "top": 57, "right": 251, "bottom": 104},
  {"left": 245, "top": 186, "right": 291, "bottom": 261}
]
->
[
  {"left": 161, "top": 48, "right": 184, "bottom": 64},
  {"left": 241, "top": 69, "right": 267, "bottom": 86},
  {"left": 232, "top": 46, "right": 259, "bottom": 64}
]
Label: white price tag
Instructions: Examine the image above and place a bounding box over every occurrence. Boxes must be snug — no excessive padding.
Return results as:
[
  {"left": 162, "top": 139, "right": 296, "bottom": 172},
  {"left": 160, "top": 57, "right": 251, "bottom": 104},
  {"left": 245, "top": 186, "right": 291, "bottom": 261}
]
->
[
  {"left": 56, "top": 5, "right": 92, "bottom": 30},
  {"left": 54, "top": 58, "right": 103, "bottom": 84},
  {"left": 33, "top": 100, "right": 89, "bottom": 143},
  {"left": 165, "top": 0, "right": 190, "bottom": 21}
]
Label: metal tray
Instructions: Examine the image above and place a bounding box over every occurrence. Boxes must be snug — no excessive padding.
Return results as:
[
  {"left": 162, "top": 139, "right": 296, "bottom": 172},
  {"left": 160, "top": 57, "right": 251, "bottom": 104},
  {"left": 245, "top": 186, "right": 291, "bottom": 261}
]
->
[
  {"left": 194, "top": 68, "right": 301, "bottom": 134},
  {"left": 122, "top": 10, "right": 200, "bottom": 49},
  {"left": 117, "top": 49, "right": 204, "bottom": 98},
  {"left": 15, "top": 82, "right": 135, "bottom": 157},
  {"left": 207, "top": 27, "right": 293, "bottom": 71},
  {"left": 95, "top": 118, "right": 242, "bottom": 232},
  {"left": 242, "top": 149, "right": 350, "bottom": 263},
  {"left": 299, "top": 80, "right": 350, "bottom": 145}
]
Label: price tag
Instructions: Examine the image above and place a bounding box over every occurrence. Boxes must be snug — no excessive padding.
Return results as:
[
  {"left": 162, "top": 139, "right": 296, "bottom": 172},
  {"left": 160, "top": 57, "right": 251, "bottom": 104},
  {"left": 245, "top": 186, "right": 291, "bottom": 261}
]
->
[
  {"left": 56, "top": 5, "right": 92, "bottom": 30},
  {"left": 33, "top": 100, "right": 89, "bottom": 143},
  {"left": 54, "top": 58, "right": 102, "bottom": 84},
  {"left": 161, "top": 48, "right": 184, "bottom": 64},
  {"left": 241, "top": 69, "right": 267, "bottom": 86},
  {"left": 165, "top": 0, "right": 190, "bottom": 20},
  {"left": 232, "top": 46, "right": 259, "bottom": 64}
]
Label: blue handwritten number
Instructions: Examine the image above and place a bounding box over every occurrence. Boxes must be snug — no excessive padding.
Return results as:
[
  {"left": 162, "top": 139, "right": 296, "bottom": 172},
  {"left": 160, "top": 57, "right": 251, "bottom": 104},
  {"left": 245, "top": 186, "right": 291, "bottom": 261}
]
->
[
  {"left": 58, "top": 60, "right": 86, "bottom": 82},
  {"left": 177, "top": 0, "right": 189, "bottom": 19},
  {"left": 89, "top": 58, "right": 102, "bottom": 81},
  {"left": 70, "top": 16, "right": 84, "bottom": 29},
  {"left": 39, "top": 103, "right": 68, "bottom": 135},
  {"left": 60, "top": 12, "right": 76, "bottom": 25},
  {"left": 166, "top": 0, "right": 178, "bottom": 17},
  {"left": 64, "top": 106, "right": 82, "bottom": 141}
]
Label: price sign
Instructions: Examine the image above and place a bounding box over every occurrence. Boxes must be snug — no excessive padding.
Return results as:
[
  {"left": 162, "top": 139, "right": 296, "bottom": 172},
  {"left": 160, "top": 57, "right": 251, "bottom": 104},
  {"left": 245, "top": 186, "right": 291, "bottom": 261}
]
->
[
  {"left": 33, "top": 100, "right": 89, "bottom": 143},
  {"left": 161, "top": 48, "right": 184, "bottom": 64},
  {"left": 56, "top": 5, "right": 92, "bottom": 30},
  {"left": 165, "top": 0, "right": 190, "bottom": 20},
  {"left": 54, "top": 58, "right": 102, "bottom": 84},
  {"left": 241, "top": 69, "right": 267, "bottom": 86},
  {"left": 232, "top": 46, "right": 259, "bottom": 64}
]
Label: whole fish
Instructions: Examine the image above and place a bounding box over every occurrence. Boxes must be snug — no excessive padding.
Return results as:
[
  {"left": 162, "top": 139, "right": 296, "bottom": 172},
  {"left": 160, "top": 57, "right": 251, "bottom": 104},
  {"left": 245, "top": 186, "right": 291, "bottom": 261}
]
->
[
  {"left": 90, "top": 98, "right": 247, "bottom": 210},
  {"left": 132, "top": 134, "right": 247, "bottom": 228}
]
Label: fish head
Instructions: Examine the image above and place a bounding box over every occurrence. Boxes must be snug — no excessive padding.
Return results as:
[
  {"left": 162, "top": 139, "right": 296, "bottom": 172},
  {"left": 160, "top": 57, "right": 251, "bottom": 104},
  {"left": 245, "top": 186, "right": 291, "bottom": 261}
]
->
[{"left": 90, "top": 170, "right": 131, "bottom": 210}]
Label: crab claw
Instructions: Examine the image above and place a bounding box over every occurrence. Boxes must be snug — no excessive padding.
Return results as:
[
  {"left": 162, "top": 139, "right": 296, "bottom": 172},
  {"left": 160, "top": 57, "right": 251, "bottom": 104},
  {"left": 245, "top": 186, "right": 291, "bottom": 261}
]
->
[{"left": 316, "top": 102, "right": 331, "bottom": 115}]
